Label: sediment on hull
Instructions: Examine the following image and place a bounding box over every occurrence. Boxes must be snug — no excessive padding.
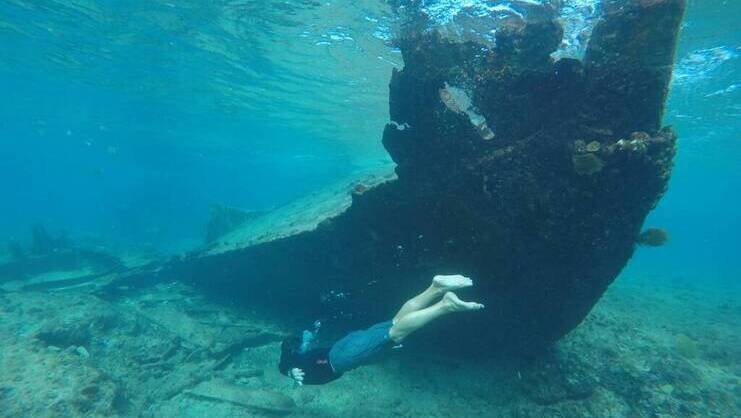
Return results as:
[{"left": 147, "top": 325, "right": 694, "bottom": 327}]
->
[{"left": 160, "top": 0, "right": 685, "bottom": 353}]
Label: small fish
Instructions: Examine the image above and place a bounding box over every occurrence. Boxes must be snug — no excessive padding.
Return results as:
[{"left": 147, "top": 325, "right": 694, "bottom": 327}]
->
[{"left": 637, "top": 228, "right": 669, "bottom": 247}]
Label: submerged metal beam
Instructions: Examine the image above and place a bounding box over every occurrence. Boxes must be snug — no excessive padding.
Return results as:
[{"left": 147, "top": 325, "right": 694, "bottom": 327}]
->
[{"left": 170, "top": 0, "right": 686, "bottom": 352}]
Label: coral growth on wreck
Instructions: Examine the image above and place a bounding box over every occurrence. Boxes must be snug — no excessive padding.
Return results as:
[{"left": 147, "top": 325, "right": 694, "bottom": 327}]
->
[{"left": 573, "top": 153, "right": 605, "bottom": 175}]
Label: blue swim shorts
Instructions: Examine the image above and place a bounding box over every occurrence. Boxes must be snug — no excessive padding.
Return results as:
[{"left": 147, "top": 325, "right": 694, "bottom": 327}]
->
[{"left": 328, "top": 320, "right": 394, "bottom": 373}]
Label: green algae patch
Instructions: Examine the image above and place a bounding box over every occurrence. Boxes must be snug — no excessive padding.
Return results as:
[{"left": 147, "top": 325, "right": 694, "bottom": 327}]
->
[
  {"left": 573, "top": 153, "right": 605, "bottom": 175},
  {"left": 586, "top": 141, "right": 602, "bottom": 153}
]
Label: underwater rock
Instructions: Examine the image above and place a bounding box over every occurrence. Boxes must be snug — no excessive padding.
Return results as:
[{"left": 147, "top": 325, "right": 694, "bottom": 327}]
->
[
  {"left": 518, "top": 350, "right": 596, "bottom": 405},
  {"left": 162, "top": 0, "right": 685, "bottom": 352},
  {"left": 35, "top": 324, "right": 91, "bottom": 349},
  {"left": 75, "top": 345, "right": 91, "bottom": 359}
]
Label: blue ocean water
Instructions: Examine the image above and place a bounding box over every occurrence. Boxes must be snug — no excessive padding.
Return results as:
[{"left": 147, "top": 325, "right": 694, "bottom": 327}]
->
[
  {"left": 1, "top": 1, "right": 737, "bottom": 277},
  {"left": 0, "top": 0, "right": 397, "bottom": 252},
  {"left": 626, "top": 1, "right": 739, "bottom": 284}
]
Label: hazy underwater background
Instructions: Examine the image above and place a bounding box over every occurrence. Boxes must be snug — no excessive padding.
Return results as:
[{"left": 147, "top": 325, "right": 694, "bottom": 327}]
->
[{"left": 0, "top": 1, "right": 738, "bottom": 417}]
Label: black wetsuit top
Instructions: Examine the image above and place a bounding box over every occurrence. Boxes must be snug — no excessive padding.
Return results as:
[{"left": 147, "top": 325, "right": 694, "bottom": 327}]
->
[{"left": 280, "top": 347, "right": 342, "bottom": 385}]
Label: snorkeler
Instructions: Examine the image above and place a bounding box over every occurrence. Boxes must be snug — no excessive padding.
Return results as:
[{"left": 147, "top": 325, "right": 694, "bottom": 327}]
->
[{"left": 278, "top": 274, "right": 484, "bottom": 385}]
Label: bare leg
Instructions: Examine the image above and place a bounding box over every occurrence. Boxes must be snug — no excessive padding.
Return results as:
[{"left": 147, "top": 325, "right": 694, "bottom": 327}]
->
[
  {"left": 393, "top": 274, "right": 473, "bottom": 323},
  {"left": 389, "top": 292, "right": 484, "bottom": 343}
]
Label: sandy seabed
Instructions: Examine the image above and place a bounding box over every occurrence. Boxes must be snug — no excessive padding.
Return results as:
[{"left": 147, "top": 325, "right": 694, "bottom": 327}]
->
[{"left": 0, "top": 271, "right": 738, "bottom": 418}]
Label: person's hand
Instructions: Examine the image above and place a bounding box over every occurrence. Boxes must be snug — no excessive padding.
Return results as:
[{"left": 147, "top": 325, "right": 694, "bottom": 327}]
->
[{"left": 289, "top": 368, "right": 305, "bottom": 386}]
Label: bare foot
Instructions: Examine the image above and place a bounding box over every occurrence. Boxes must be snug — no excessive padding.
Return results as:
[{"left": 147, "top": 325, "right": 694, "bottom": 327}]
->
[
  {"left": 443, "top": 291, "right": 484, "bottom": 312},
  {"left": 432, "top": 274, "right": 473, "bottom": 292}
]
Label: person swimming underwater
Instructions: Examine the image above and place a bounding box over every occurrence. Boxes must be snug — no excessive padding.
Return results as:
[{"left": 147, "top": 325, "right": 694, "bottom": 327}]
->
[{"left": 278, "top": 274, "right": 484, "bottom": 385}]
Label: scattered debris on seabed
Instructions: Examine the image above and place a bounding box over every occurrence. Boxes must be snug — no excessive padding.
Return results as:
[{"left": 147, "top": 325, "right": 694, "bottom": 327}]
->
[{"left": 0, "top": 267, "right": 737, "bottom": 417}]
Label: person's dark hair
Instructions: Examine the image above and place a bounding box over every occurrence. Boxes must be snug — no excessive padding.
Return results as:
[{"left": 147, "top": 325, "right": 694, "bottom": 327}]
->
[{"left": 278, "top": 335, "right": 301, "bottom": 375}]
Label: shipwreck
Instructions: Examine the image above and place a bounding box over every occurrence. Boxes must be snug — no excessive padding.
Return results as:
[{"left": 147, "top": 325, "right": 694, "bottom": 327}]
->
[{"left": 115, "top": 0, "right": 685, "bottom": 353}]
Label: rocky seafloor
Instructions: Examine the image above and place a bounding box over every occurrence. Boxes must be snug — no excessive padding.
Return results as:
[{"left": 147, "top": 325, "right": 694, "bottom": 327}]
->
[{"left": 0, "top": 268, "right": 738, "bottom": 418}]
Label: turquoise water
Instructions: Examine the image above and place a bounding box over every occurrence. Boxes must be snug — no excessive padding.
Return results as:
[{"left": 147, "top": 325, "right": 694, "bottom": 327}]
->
[
  {"left": 628, "top": 1, "right": 739, "bottom": 283},
  {"left": 0, "top": 0, "right": 397, "bottom": 251},
  {"left": 1, "top": 1, "right": 738, "bottom": 275}
]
